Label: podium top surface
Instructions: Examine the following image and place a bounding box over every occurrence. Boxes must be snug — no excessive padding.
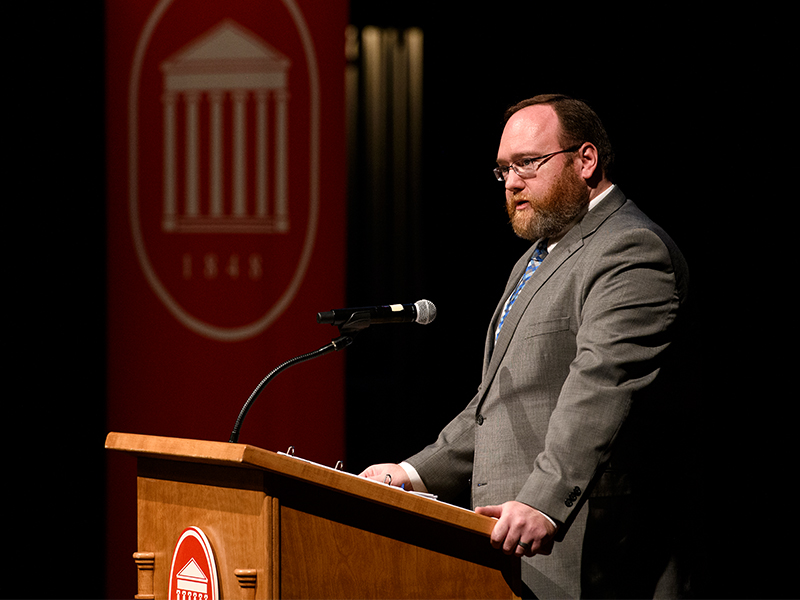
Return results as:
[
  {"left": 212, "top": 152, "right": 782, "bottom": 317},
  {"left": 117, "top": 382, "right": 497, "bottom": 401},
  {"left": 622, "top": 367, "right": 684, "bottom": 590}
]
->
[{"left": 106, "top": 432, "right": 495, "bottom": 538}]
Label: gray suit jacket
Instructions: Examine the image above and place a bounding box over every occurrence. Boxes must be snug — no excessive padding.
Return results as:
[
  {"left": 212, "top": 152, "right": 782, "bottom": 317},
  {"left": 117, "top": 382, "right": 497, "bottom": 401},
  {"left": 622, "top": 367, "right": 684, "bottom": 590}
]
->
[{"left": 406, "top": 187, "right": 689, "bottom": 598}]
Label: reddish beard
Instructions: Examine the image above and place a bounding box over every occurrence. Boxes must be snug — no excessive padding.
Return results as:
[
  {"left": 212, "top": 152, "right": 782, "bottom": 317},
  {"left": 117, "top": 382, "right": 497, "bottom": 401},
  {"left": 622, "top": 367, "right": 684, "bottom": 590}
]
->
[{"left": 506, "top": 165, "right": 590, "bottom": 242}]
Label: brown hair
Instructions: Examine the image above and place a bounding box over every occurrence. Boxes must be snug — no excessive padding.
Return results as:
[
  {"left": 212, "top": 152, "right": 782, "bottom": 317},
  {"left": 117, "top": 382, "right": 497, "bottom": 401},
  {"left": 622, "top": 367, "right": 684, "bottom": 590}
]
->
[{"left": 505, "top": 94, "right": 615, "bottom": 181}]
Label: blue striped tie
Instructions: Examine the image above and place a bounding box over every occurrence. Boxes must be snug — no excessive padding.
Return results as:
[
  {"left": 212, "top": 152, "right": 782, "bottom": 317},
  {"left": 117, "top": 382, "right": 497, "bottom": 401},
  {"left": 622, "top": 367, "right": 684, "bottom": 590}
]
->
[{"left": 495, "top": 242, "right": 548, "bottom": 341}]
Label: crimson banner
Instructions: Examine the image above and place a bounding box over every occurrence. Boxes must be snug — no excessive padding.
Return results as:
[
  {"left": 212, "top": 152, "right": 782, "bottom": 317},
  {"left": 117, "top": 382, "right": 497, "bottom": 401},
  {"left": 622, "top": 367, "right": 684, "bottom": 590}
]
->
[{"left": 105, "top": 1, "right": 348, "bottom": 595}]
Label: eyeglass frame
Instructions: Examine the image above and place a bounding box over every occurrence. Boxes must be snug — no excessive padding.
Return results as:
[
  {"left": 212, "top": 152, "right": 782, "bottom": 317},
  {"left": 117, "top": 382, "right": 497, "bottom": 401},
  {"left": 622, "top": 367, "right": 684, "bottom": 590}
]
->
[{"left": 493, "top": 144, "right": 583, "bottom": 182}]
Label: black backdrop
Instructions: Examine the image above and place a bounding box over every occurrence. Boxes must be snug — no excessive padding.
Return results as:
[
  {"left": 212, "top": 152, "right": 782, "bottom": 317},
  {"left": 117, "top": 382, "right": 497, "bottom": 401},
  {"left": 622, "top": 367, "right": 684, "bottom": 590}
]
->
[
  {"left": 344, "top": 3, "right": 721, "bottom": 467},
  {"left": 343, "top": 4, "right": 787, "bottom": 599},
  {"left": 11, "top": 2, "right": 789, "bottom": 598}
]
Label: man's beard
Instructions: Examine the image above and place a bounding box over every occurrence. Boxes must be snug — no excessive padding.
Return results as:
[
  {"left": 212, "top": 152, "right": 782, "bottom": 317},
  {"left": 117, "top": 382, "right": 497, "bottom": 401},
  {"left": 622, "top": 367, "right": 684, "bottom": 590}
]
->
[{"left": 506, "top": 166, "right": 590, "bottom": 242}]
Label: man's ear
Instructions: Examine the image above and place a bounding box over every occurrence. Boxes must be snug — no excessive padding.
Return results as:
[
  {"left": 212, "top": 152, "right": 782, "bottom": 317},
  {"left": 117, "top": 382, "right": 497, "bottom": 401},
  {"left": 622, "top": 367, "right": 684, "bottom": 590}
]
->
[{"left": 576, "top": 142, "right": 601, "bottom": 182}]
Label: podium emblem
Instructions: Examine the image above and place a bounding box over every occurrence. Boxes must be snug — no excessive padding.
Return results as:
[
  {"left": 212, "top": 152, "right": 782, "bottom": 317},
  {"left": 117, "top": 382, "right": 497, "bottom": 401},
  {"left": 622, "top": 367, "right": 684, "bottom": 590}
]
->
[{"left": 168, "top": 527, "right": 219, "bottom": 600}]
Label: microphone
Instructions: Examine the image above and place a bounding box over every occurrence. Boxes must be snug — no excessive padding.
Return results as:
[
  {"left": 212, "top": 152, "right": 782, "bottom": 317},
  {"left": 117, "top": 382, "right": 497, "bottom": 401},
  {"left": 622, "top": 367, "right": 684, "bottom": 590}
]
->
[{"left": 317, "top": 299, "right": 436, "bottom": 328}]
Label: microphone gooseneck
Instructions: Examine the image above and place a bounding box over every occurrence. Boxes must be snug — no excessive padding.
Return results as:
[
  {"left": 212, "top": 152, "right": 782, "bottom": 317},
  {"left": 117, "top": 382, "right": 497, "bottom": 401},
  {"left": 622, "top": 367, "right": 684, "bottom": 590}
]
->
[
  {"left": 228, "top": 335, "right": 353, "bottom": 444},
  {"left": 229, "top": 300, "right": 436, "bottom": 444}
]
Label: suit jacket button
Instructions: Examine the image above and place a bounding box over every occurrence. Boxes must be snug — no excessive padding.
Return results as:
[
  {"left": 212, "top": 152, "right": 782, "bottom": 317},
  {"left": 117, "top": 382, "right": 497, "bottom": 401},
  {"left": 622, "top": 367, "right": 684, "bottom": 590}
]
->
[
  {"left": 476, "top": 414, "right": 485, "bottom": 426},
  {"left": 565, "top": 500, "right": 573, "bottom": 507}
]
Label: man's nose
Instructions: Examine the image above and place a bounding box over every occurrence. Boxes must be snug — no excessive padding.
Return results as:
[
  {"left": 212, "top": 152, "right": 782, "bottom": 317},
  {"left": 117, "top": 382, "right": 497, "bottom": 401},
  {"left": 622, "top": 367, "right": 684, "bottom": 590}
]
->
[{"left": 504, "top": 167, "right": 525, "bottom": 192}]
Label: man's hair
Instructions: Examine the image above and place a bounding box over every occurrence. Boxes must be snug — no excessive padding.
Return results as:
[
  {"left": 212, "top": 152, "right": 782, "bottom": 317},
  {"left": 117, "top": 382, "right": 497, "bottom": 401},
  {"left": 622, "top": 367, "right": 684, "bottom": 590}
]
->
[{"left": 505, "top": 94, "right": 615, "bottom": 181}]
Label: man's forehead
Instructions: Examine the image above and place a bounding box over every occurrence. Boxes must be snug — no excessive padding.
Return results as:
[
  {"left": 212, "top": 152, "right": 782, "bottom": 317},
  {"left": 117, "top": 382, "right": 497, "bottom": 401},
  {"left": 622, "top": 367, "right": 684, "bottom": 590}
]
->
[{"left": 498, "top": 104, "right": 560, "bottom": 159}]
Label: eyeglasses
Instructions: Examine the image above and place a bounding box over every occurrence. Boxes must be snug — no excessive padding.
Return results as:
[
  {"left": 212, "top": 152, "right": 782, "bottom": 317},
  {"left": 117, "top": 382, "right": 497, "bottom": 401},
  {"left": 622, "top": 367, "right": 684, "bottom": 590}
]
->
[{"left": 493, "top": 145, "right": 582, "bottom": 182}]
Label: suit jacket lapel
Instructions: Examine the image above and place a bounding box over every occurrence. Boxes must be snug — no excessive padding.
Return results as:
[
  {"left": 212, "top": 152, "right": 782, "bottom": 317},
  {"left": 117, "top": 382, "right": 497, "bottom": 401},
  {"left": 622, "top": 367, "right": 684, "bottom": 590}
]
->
[
  {"left": 482, "top": 251, "right": 531, "bottom": 373},
  {"left": 480, "top": 187, "right": 628, "bottom": 394}
]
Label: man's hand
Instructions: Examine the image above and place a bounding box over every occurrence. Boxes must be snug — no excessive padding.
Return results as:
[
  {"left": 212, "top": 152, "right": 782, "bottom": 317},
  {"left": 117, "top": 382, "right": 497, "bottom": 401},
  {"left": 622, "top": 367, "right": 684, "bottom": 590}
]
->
[
  {"left": 358, "top": 463, "right": 413, "bottom": 490},
  {"left": 475, "top": 501, "right": 557, "bottom": 557}
]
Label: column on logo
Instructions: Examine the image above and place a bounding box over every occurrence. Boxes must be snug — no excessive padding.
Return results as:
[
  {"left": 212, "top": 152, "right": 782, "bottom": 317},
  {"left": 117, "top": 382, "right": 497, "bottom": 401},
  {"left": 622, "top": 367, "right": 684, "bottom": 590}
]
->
[{"left": 159, "top": 20, "right": 292, "bottom": 234}]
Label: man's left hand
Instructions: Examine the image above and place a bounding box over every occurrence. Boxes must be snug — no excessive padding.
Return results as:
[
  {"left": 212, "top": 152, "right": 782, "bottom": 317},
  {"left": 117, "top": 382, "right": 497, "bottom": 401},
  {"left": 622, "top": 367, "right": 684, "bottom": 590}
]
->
[{"left": 475, "top": 501, "right": 557, "bottom": 557}]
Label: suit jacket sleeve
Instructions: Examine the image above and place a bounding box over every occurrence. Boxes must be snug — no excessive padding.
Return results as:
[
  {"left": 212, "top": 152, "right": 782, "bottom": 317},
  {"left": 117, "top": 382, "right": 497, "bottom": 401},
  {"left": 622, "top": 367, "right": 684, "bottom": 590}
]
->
[
  {"left": 518, "top": 224, "right": 685, "bottom": 529},
  {"left": 404, "top": 391, "right": 479, "bottom": 502}
]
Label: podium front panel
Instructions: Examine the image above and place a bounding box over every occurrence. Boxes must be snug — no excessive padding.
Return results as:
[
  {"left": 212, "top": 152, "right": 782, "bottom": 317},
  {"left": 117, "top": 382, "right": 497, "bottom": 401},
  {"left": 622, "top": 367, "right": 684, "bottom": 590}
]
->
[
  {"left": 108, "top": 433, "right": 520, "bottom": 599},
  {"left": 136, "top": 457, "right": 279, "bottom": 599}
]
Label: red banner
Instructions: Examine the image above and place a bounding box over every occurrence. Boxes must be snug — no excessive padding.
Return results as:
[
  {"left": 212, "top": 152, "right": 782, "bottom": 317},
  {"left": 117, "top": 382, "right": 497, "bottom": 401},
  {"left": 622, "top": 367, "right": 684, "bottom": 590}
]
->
[{"left": 105, "top": 1, "right": 348, "bottom": 595}]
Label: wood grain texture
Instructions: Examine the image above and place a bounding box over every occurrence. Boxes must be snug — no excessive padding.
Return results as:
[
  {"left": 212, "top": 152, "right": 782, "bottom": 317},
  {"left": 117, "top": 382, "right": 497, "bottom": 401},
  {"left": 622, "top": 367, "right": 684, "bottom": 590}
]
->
[{"left": 107, "top": 432, "right": 520, "bottom": 599}]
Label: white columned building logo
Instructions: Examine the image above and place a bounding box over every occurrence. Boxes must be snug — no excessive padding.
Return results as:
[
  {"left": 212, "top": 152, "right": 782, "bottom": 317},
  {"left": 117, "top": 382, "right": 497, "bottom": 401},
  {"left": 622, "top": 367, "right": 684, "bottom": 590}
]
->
[
  {"left": 160, "top": 19, "right": 291, "bottom": 234},
  {"left": 128, "top": 4, "right": 321, "bottom": 342}
]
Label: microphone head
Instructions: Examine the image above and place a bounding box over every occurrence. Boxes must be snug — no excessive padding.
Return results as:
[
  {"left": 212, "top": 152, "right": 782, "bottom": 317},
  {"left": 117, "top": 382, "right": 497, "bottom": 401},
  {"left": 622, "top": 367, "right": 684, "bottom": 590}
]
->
[{"left": 414, "top": 299, "right": 436, "bottom": 325}]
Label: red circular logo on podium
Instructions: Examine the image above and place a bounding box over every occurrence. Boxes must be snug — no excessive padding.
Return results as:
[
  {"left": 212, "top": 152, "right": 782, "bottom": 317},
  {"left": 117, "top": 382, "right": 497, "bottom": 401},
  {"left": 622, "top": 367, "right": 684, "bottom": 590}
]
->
[{"left": 168, "top": 527, "right": 220, "bottom": 600}]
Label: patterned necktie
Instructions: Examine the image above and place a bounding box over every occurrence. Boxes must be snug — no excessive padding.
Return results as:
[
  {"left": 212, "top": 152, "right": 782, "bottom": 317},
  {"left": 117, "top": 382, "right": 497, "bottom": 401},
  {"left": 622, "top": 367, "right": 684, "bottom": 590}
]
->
[{"left": 495, "top": 241, "right": 548, "bottom": 341}]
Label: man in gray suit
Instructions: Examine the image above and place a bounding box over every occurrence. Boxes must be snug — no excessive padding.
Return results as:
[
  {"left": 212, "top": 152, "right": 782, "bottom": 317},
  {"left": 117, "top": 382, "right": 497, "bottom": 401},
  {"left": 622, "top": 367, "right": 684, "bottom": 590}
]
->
[{"left": 360, "top": 94, "right": 690, "bottom": 598}]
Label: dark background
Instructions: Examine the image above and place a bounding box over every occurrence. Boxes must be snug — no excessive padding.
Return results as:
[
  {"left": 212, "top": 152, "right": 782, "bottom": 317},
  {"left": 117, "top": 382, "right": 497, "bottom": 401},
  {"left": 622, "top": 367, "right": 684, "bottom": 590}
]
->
[
  {"left": 341, "top": 5, "right": 786, "bottom": 599},
  {"left": 11, "top": 2, "right": 788, "bottom": 598}
]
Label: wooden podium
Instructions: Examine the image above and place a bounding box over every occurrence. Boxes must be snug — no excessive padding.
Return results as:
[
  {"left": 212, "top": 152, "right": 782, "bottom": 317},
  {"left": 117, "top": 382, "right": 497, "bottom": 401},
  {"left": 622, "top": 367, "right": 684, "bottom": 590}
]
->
[{"left": 106, "top": 432, "right": 521, "bottom": 599}]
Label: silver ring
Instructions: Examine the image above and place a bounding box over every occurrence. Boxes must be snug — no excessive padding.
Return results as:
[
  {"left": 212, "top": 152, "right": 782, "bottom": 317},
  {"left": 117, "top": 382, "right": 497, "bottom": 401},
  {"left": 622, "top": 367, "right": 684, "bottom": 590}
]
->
[{"left": 517, "top": 540, "right": 532, "bottom": 550}]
